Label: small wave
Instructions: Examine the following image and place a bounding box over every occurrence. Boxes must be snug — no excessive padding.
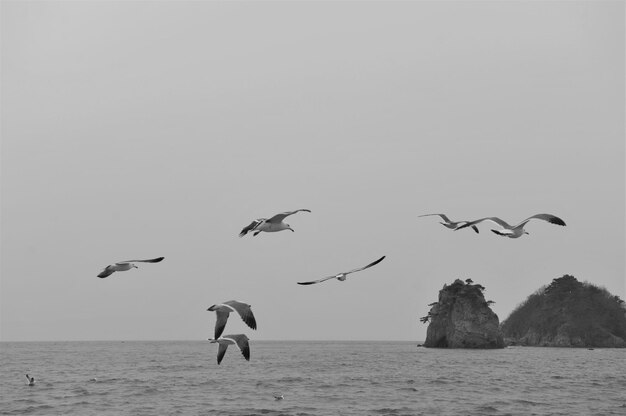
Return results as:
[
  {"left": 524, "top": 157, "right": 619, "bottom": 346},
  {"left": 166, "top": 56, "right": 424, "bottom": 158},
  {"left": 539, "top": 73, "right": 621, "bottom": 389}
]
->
[
  {"left": 373, "top": 408, "right": 401, "bottom": 415},
  {"left": 141, "top": 387, "right": 162, "bottom": 394},
  {"left": 277, "top": 376, "right": 306, "bottom": 383},
  {"left": 372, "top": 407, "right": 416, "bottom": 415},
  {"left": 475, "top": 405, "right": 499, "bottom": 413},
  {"left": 9, "top": 398, "right": 38, "bottom": 405},
  {"left": 398, "top": 387, "right": 418, "bottom": 392},
  {"left": 428, "top": 379, "right": 449, "bottom": 385},
  {"left": 513, "top": 399, "right": 542, "bottom": 406},
  {"left": 230, "top": 408, "right": 291, "bottom": 415},
  {"left": 3, "top": 404, "right": 54, "bottom": 415},
  {"left": 70, "top": 387, "right": 90, "bottom": 396}
]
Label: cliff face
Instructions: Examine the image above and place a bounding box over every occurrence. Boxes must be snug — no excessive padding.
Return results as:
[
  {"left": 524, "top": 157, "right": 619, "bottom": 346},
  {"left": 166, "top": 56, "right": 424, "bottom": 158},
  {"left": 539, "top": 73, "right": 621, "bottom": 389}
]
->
[
  {"left": 423, "top": 279, "right": 505, "bottom": 349},
  {"left": 502, "top": 275, "right": 626, "bottom": 348}
]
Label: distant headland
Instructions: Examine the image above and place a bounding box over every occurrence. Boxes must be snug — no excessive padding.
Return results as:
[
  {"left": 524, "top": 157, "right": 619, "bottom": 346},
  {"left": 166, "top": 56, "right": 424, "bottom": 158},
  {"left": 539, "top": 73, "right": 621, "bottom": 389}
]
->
[{"left": 501, "top": 275, "right": 626, "bottom": 348}]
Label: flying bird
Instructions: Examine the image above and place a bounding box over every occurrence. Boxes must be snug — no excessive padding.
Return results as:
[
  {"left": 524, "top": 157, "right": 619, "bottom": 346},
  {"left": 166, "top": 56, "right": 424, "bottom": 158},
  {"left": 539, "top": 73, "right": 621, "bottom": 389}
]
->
[
  {"left": 209, "top": 334, "right": 250, "bottom": 365},
  {"left": 418, "top": 213, "right": 479, "bottom": 233},
  {"left": 207, "top": 300, "right": 257, "bottom": 339},
  {"left": 239, "top": 209, "right": 311, "bottom": 237},
  {"left": 297, "top": 255, "right": 386, "bottom": 285},
  {"left": 97, "top": 257, "right": 165, "bottom": 278},
  {"left": 455, "top": 214, "right": 566, "bottom": 238}
]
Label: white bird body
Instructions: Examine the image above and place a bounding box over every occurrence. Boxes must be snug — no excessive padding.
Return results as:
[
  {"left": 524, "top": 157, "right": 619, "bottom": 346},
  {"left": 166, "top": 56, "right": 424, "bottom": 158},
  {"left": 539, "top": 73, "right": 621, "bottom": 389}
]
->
[
  {"left": 456, "top": 214, "right": 566, "bottom": 238},
  {"left": 297, "top": 256, "right": 386, "bottom": 285},
  {"left": 207, "top": 300, "right": 257, "bottom": 339},
  {"left": 97, "top": 257, "right": 165, "bottom": 278},
  {"left": 209, "top": 334, "right": 250, "bottom": 365},
  {"left": 239, "top": 209, "right": 311, "bottom": 237}
]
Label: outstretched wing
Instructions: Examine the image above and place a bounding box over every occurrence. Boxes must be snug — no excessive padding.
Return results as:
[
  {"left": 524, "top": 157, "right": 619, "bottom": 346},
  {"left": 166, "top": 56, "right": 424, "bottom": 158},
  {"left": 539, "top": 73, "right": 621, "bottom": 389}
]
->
[
  {"left": 227, "top": 334, "right": 250, "bottom": 361},
  {"left": 297, "top": 275, "right": 339, "bottom": 285},
  {"left": 419, "top": 213, "right": 451, "bottom": 223},
  {"left": 456, "top": 217, "right": 512, "bottom": 231},
  {"left": 267, "top": 209, "right": 311, "bottom": 223},
  {"left": 239, "top": 219, "right": 264, "bottom": 237},
  {"left": 97, "top": 266, "right": 115, "bottom": 278},
  {"left": 455, "top": 221, "right": 480, "bottom": 234},
  {"left": 517, "top": 213, "right": 566, "bottom": 228},
  {"left": 213, "top": 309, "right": 230, "bottom": 340},
  {"left": 224, "top": 300, "right": 257, "bottom": 331},
  {"left": 122, "top": 257, "right": 165, "bottom": 263},
  {"left": 216, "top": 343, "right": 229, "bottom": 365},
  {"left": 345, "top": 255, "right": 386, "bottom": 275}
]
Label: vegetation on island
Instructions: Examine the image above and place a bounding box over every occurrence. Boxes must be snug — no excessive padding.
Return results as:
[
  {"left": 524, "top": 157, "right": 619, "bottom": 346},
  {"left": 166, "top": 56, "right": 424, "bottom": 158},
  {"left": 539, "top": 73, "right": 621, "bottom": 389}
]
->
[
  {"left": 501, "top": 275, "right": 626, "bottom": 347},
  {"left": 423, "top": 278, "right": 504, "bottom": 348}
]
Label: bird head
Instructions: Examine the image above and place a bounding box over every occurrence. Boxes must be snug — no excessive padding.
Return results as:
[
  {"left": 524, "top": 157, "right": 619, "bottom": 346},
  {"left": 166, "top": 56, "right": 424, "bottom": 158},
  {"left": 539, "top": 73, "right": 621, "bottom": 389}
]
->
[
  {"left": 133, "top": 264, "right": 139, "bottom": 269},
  {"left": 287, "top": 224, "right": 294, "bottom": 232},
  {"left": 524, "top": 231, "right": 530, "bottom": 235}
]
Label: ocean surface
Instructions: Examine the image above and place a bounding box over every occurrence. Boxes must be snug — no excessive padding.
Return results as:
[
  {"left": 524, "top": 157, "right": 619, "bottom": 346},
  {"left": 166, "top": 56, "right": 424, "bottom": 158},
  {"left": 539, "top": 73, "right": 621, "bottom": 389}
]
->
[{"left": 1, "top": 341, "right": 624, "bottom": 415}]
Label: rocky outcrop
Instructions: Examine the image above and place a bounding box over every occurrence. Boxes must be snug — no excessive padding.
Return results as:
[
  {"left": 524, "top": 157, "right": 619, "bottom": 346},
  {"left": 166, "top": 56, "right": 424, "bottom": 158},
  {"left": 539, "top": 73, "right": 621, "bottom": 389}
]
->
[
  {"left": 501, "top": 275, "right": 626, "bottom": 348},
  {"left": 423, "top": 279, "right": 505, "bottom": 349}
]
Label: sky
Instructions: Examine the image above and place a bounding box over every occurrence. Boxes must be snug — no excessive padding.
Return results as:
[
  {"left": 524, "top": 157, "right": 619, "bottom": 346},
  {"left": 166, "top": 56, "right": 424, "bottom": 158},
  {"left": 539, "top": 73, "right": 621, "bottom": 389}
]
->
[{"left": 1, "top": 1, "right": 624, "bottom": 342}]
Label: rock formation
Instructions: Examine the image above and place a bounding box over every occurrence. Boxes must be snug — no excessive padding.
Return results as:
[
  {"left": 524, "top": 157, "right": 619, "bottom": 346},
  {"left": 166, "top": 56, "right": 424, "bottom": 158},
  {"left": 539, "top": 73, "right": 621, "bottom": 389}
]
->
[
  {"left": 501, "top": 275, "right": 626, "bottom": 347},
  {"left": 423, "top": 279, "right": 504, "bottom": 348}
]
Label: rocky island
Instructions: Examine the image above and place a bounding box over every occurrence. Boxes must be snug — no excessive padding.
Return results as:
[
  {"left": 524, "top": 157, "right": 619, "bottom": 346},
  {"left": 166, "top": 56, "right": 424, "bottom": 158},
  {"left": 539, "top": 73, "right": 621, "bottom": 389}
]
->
[
  {"left": 422, "top": 279, "right": 505, "bottom": 348},
  {"left": 501, "top": 275, "right": 626, "bottom": 347}
]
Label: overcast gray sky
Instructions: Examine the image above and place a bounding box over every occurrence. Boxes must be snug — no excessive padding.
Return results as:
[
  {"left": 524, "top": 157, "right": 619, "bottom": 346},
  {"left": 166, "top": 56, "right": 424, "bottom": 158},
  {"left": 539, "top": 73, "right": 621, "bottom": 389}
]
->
[{"left": 1, "top": 1, "right": 624, "bottom": 342}]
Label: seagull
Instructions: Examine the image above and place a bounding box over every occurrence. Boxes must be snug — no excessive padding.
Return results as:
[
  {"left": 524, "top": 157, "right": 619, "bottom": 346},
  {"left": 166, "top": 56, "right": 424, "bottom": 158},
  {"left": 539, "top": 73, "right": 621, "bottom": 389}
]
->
[
  {"left": 25, "top": 374, "right": 35, "bottom": 386},
  {"left": 273, "top": 394, "right": 284, "bottom": 400},
  {"left": 455, "top": 214, "right": 566, "bottom": 238},
  {"left": 418, "top": 214, "right": 479, "bottom": 233},
  {"left": 297, "top": 255, "right": 386, "bottom": 285},
  {"left": 209, "top": 334, "right": 250, "bottom": 365},
  {"left": 239, "top": 209, "right": 311, "bottom": 237},
  {"left": 207, "top": 300, "right": 257, "bottom": 339},
  {"left": 97, "top": 257, "right": 165, "bottom": 278}
]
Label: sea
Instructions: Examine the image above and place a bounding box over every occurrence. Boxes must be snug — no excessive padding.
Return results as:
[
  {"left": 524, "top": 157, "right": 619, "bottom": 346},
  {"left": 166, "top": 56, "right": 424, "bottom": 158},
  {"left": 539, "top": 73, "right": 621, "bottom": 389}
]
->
[{"left": 1, "top": 341, "right": 624, "bottom": 416}]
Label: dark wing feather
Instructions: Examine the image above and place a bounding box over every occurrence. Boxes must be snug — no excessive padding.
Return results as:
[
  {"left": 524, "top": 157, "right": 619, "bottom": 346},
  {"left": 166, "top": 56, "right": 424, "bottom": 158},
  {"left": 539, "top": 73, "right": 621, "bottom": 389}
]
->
[
  {"left": 345, "top": 256, "right": 386, "bottom": 275},
  {"left": 213, "top": 309, "right": 230, "bottom": 339},
  {"left": 224, "top": 301, "right": 257, "bottom": 330},
  {"left": 239, "top": 219, "right": 264, "bottom": 237},
  {"left": 216, "top": 343, "right": 228, "bottom": 365},
  {"left": 229, "top": 334, "right": 250, "bottom": 361},
  {"left": 97, "top": 267, "right": 115, "bottom": 278},
  {"left": 122, "top": 257, "right": 164, "bottom": 263},
  {"left": 519, "top": 213, "right": 566, "bottom": 227},
  {"left": 491, "top": 229, "right": 507, "bottom": 236}
]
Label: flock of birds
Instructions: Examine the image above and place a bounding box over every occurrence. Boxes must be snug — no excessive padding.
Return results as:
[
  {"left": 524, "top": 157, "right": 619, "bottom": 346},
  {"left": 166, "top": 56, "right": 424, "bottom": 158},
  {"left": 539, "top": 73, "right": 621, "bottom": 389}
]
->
[{"left": 94, "top": 209, "right": 566, "bottom": 368}]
